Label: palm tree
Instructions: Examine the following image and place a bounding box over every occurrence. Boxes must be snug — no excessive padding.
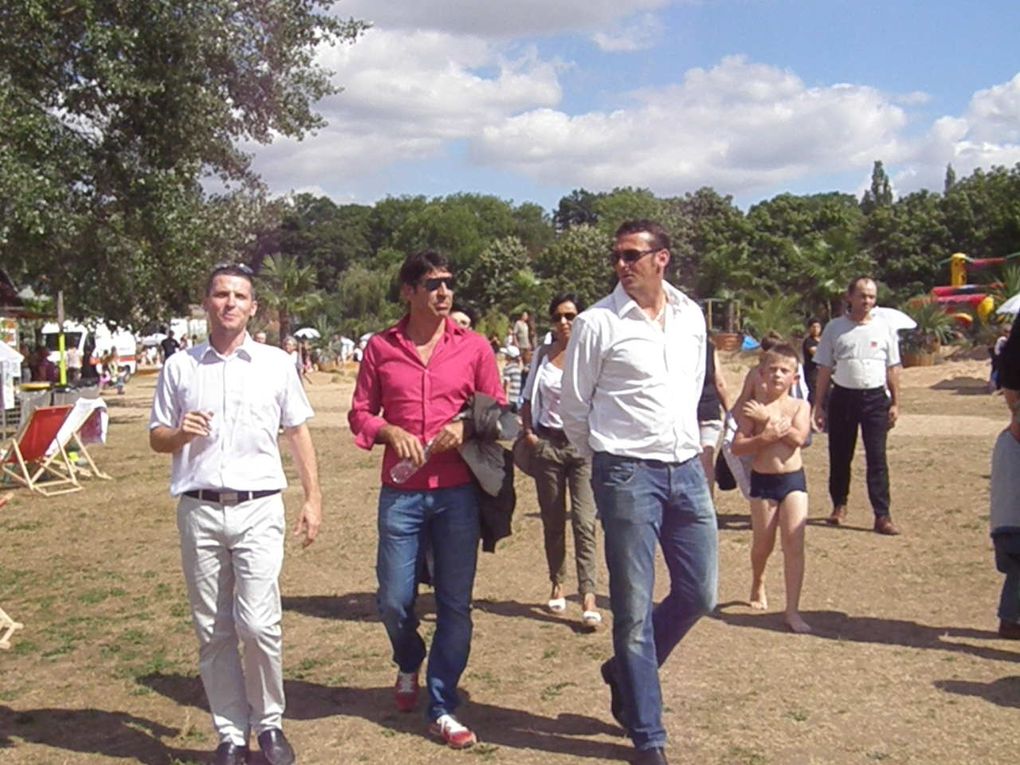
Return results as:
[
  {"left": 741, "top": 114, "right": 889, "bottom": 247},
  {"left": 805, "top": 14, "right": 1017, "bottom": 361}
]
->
[
  {"left": 742, "top": 293, "right": 803, "bottom": 340},
  {"left": 258, "top": 255, "right": 323, "bottom": 344}
]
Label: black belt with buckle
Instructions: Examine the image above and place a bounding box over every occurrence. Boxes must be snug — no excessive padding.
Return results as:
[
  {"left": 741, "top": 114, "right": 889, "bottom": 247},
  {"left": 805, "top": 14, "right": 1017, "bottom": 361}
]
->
[{"left": 183, "top": 489, "right": 281, "bottom": 505}]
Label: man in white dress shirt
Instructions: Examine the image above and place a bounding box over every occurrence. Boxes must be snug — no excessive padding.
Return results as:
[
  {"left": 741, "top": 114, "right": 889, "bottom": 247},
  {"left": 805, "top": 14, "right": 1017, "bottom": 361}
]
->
[
  {"left": 149, "top": 263, "right": 322, "bottom": 765},
  {"left": 560, "top": 220, "right": 718, "bottom": 765},
  {"left": 812, "top": 276, "right": 902, "bottom": 535}
]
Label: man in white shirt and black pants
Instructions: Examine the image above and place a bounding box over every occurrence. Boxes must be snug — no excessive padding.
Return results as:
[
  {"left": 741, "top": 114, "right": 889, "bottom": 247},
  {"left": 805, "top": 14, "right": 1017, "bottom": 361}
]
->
[
  {"left": 561, "top": 220, "right": 717, "bottom": 765},
  {"left": 150, "top": 263, "right": 322, "bottom": 765},
  {"left": 812, "top": 276, "right": 902, "bottom": 535}
]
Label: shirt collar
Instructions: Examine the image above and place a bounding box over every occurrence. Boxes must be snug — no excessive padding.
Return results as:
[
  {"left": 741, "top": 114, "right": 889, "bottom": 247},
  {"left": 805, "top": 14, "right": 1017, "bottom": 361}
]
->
[
  {"left": 199, "top": 332, "right": 256, "bottom": 362},
  {"left": 610, "top": 280, "right": 689, "bottom": 318},
  {"left": 386, "top": 315, "right": 465, "bottom": 341}
]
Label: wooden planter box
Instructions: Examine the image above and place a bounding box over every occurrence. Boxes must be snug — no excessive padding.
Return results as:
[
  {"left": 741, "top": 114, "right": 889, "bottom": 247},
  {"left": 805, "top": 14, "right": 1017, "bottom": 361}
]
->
[
  {"left": 902, "top": 350, "right": 936, "bottom": 368},
  {"left": 713, "top": 332, "right": 743, "bottom": 352}
]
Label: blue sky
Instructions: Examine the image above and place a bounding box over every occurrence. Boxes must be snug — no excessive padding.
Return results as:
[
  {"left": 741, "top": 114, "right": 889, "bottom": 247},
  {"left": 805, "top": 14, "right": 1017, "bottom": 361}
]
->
[{"left": 249, "top": 0, "right": 1020, "bottom": 212}]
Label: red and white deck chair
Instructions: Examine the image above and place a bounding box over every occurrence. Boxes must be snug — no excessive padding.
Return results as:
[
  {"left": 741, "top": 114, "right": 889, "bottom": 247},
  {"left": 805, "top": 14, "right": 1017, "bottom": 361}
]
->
[
  {"left": 0, "top": 492, "right": 24, "bottom": 649},
  {"left": 51, "top": 397, "right": 111, "bottom": 481},
  {"left": 0, "top": 604, "right": 23, "bottom": 650},
  {"left": 0, "top": 404, "right": 82, "bottom": 496}
]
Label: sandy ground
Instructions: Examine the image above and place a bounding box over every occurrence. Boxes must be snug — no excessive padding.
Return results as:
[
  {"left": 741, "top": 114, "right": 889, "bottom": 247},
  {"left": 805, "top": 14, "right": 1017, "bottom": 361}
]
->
[{"left": 1, "top": 354, "right": 1018, "bottom": 764}]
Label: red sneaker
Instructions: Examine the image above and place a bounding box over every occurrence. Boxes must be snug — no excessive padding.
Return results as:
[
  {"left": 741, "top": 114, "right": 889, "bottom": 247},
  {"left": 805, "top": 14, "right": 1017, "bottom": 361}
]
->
[
  {"left": 429, "top": 714, "right": 477, "bottom": 749},
  {"left": 394, "top": 670, "right": 419, "bottom": 713}
]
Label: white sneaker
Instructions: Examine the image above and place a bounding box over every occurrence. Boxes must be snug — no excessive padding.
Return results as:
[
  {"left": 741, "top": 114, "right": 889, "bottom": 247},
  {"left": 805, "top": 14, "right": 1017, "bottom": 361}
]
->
[{"left": 428, "top": 714, "right": 477, "bottom": 749}]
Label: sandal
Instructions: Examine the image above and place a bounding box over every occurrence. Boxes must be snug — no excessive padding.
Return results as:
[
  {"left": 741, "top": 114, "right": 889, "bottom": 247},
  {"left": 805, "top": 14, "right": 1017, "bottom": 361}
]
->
[
  {"left": 582, "top": 610, "right": 603, "bottom": 628},
  {"left": 547, "top": 597, "right": 567, "bottom": 613}
]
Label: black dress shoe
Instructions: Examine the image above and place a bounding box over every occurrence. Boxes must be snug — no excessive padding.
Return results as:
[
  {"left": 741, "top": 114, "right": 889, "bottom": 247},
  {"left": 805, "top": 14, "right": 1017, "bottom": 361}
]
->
[
  {"left": 212, "top": 741, "right": 249, "bottom": 765},
  {"left": 631, "top": 747, "right": 669, "bottom": 765},
  {"left": 600, "top": 659, "right": 630, "bottom": 729},
  {"left": 258, "top": 728, "right": 296, "bottom": 765}
]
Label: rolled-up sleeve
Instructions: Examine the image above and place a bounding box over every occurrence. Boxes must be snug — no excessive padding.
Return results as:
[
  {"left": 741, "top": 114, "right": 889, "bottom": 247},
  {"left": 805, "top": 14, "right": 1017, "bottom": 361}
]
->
[
  {"left": 348, "top": 341, "right": 388, "bottom": 450},
  {"left": 149, "top": 364, "right": 180, "bottom": 431},
  {"left": 560, "top": 315, "right": 601, "bottom": 458}
]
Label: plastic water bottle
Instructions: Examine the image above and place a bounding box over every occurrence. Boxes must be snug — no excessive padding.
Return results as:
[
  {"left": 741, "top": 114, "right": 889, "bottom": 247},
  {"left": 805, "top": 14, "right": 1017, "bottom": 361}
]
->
[{"left": 390, "top": 439, "right": 434, "bottom": 484}]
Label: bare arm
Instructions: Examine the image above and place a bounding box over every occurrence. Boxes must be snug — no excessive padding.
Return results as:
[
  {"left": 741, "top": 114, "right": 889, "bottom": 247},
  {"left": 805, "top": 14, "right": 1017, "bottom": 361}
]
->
[
  {"left": 149, "top": 411, "right": 212, "bottom": 453},
  {"left": 712, "top": 350, "right": 732, "bottom": 411},
  {"left": 812, "top": 366, "right": 833, "bottom": 431},
  {"left": 780, "top": 399, "right": 812, "bottom": 447},
  {"left": 282, "top": 423, "right": 322, "bottom": 547},
  {"left": 886, "top": 364, "right": 901, "bottom": 428},
  {"left": 731, "top": 410, "right": 789, "bottom": 456}
]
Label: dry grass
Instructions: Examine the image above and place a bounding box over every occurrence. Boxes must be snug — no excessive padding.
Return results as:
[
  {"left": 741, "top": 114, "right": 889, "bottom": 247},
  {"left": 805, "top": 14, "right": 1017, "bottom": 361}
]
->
[{"left": 1, "top": 357, "right": 1018, "bottom": 764}]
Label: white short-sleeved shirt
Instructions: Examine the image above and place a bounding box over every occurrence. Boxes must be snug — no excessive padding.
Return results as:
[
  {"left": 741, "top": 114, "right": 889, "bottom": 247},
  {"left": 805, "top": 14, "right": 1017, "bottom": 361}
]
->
[
  {"left": 149, "top": 334, "right": 314, "bottom": 496},
  {"left": 560, "top": 281, "right": 706, "bottom": 463},
  {"left": 535, "top": 357, "right": 565, "bottom": 430},
  {"left": 814, "top": 315, "right": 901, "bottom": 390}
]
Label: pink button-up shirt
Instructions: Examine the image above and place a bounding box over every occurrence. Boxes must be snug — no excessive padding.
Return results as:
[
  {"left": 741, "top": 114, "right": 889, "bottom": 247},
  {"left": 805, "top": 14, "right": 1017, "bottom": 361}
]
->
[{"left": 349, "top": 316, "right": 506, "bottom": 490}]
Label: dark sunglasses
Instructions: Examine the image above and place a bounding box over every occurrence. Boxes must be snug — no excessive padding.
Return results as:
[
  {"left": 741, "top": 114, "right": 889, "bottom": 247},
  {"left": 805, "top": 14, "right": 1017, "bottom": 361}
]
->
[
  {"left": 609, "top": 247, "right": 659, "bottom": 265},
  {"left": 211, "top": 262, "right": 255, "bottom": 277},
  {"left": 551, "top": 311, "right": 577, "bottom": 322},
  {"left": 421, "top": 275, "right": 455, "bottom": 292}
]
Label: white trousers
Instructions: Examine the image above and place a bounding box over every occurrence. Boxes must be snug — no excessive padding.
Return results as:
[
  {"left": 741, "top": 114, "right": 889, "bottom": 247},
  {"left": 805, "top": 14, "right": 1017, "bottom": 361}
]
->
[{"left": 177, "top": 493, "right": 286, "bottom": 745}]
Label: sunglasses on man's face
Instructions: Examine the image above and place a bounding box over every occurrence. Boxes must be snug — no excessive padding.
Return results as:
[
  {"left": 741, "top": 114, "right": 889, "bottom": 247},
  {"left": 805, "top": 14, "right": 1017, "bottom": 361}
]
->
[
  {"left": 421, "top": 276, "right": 455, "bottom": 292},
  {"left": 551, "top": 311, "right": 577, "bottom": 322},
  {"left": 609, "top": 247, "right": 660, "bottom": 265},
  {"left": 211, "top": 262, "right": 255, "bottom": 277}
]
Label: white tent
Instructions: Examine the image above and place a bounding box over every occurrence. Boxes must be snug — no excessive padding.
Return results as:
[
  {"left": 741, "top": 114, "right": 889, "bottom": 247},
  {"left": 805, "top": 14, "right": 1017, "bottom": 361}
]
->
[{"left": 0, "top": 340, "right": 24, "bottom": 432}]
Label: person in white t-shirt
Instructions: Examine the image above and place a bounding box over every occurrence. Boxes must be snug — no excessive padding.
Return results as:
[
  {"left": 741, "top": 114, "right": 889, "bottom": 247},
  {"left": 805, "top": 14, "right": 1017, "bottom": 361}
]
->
[
  {"left": 812, "top": 276, "right": 902, "bottom": 536},
  {"left": 149, "top": 263, "right": 322, "bottom": 765}
]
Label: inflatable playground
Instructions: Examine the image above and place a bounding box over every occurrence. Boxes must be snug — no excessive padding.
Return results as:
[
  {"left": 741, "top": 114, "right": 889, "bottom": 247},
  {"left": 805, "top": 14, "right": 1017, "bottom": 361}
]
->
[{"left": 930, "top": 252, "right": 1020, "bottom": 326}]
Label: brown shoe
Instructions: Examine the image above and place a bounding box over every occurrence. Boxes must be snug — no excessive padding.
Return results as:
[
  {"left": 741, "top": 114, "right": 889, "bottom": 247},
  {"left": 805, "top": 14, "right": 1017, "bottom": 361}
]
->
[
  {"left": 826, "top": 505, "right": 847, "bottom": 526},
  {"left": 874, "top": 515, "right": 901, "bottom": 536},
  {"left": 999, "top": 620, "right": 1020, "bottom": 639}
]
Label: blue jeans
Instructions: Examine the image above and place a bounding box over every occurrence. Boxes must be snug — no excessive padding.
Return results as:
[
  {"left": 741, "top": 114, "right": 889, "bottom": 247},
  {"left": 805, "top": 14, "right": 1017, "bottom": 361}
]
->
[
  {"left": 994, "top": 531, "right": 1020, "bottom": 624},
  {"left": 592, "top": 452, "right": 718, "bottom": 752},
  {"left": 376, "top": 484, "right": 480, "bottom": 721}
]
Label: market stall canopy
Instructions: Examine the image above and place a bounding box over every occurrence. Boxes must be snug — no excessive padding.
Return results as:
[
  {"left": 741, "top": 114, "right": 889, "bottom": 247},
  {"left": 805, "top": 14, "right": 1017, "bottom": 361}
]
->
[{"left": 0, "top": 341, "right": 24, "bottom": 363}]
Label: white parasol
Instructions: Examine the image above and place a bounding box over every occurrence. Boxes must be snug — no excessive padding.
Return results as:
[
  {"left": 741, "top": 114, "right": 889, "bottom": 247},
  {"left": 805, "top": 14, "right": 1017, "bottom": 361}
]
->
[
  {"left": 871, "top": 306, "right": 917, "bottom": 331},
  {"left": 294, "top": 327, "right": 321, "bottom": 340},
  {"left": 996, "top": 293, "right": 1020, "bottom": 316}
]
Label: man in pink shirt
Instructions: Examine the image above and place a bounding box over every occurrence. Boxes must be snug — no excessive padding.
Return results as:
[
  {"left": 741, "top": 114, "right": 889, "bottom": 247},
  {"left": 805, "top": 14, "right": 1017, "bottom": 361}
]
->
[{"left": 349, "top": 250, "right": 505, "bottom": 749}]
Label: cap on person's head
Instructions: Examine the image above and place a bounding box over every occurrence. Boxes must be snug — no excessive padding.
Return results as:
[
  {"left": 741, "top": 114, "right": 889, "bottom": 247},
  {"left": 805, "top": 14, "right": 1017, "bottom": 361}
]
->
[{"left": 503, "top": 346, "right": 521, "bottom": 359}]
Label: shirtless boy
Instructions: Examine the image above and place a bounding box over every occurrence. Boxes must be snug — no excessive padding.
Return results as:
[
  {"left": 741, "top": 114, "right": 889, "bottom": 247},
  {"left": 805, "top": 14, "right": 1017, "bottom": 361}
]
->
[{"left": 732, "top": 344, "right": 812, "bottom": 633}]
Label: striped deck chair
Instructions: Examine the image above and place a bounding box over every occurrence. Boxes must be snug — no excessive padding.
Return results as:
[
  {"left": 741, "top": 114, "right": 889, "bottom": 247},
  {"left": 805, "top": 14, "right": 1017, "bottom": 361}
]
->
[
  {"left": 0, "top": 605, "right": 23, "bottom": 650},
  {"left": 0, "top": 405, "right": 82, "bottom": 496},
  {"left": 50, "top": 398, "right": 111, "bottom": 481}
]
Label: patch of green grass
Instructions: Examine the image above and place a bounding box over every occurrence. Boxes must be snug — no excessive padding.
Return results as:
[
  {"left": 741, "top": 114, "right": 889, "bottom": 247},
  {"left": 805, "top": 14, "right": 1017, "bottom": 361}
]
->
[
  {"left": 540, "top": 681, "right": 575, "bottom": 701},
  {"left": 725, "top": 745, "right": 767, "bottom": 764},
  {"left": 469, "top": 743, "right": 500, "bottom": 758},
  {"left": 541, "top": 646, "right": 558, "bottom": 660},
  {"left": 79, "top": 586, "right": 127, "bottom": 605},
  {"left": 786, "top": 707, "right": 808, "bottom": 722}
]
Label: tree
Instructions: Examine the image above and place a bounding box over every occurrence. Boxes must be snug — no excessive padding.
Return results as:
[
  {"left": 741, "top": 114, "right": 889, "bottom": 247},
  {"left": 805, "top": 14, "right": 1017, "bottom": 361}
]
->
[
  {"left": 553, "top": 189, "right": 603, "bottom": 231},
  {"left": 860, "top": 160, "right": 894, "bottom": 214},
  {"left": 258, "top": 255, "right": 324, "bottom": 344},
  {"left": 533, "top": 226, "right": 613, "bottom": 309},
  {"left": 0, "top": 1, "right": 366, "bottom": 325}
]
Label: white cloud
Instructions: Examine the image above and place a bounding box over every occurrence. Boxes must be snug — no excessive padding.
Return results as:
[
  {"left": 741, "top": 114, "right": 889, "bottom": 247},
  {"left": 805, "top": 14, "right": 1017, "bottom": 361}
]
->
[
  {"left": 592, "top": 13, "right": 663, "bottom": 52},
  {"left": 892, "top": 73, "right": 1020, "bottom": 194},
  {"left": 473, "top": 56, "right": 909, "bottom": 196},
  {"left": 339, "top": 0, "right": 673, "bottom": 39},
  {"left": 250, "top": 27, "right": 563, "bottom": 192}
]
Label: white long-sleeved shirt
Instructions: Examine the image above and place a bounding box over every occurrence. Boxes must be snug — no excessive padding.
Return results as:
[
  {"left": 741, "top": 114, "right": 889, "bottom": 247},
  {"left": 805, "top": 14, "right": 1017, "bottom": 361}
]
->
[{"left": 560, "top": 281, "right": 706, "bottom": 463}]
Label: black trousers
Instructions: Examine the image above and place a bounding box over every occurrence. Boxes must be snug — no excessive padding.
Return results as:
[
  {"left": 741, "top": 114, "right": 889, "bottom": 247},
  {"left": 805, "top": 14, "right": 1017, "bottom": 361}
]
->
[{"left": 827, "top": 384, "right": 891, "bottom": 516}]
